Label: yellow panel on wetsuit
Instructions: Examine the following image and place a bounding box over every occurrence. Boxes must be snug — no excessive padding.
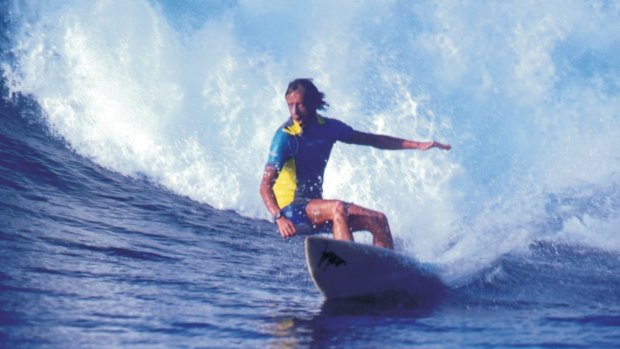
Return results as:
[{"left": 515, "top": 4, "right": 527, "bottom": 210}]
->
[{"left": 272, "top": 158, "right": 296, "bottom": 208}]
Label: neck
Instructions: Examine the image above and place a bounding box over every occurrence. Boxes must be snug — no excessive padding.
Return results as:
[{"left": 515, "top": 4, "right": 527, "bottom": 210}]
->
[{"left": 294, "top": 112, "right": 318, "bottom": 128}]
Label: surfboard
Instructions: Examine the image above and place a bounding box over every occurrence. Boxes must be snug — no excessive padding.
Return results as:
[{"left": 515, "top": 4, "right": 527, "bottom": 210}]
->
[{"left": 305, "top": 236, "right": 445, "bottom": 302}]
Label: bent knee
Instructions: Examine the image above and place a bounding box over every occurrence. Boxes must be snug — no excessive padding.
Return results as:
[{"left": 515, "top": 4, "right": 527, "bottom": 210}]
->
[
  {"left": 361, "top": 209, "right": 388, "bottom": 227},
  {"left": 330, "top": 201, "right": 348, "bottom": 217}
]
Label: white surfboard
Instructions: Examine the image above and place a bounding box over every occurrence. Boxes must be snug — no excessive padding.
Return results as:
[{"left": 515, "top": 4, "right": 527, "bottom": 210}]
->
[{"left": 305, "top": 236, "right": 445, "bottom": 302}]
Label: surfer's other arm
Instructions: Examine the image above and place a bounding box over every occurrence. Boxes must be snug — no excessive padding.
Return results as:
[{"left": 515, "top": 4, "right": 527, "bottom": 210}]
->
[
  {"left": 345, "top": 131, "right": 451, "bottom": 151},
  {"left": 259, "top": 165, "right": 297, "bottom": 238}
]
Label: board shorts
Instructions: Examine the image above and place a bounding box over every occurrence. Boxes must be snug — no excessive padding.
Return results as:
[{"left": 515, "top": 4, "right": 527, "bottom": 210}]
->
[{"left": 281, "top": 199, "right": 352, "bottom": 236}]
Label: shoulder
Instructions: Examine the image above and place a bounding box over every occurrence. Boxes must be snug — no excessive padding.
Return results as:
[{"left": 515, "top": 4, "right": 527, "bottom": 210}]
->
[
  {"left": 269, "top": 120, "right": 294, "bottom": 146},
  {"left": 320, "top": 116, "right": 343, "bottom": 125},
  {"left": 320, "top": 116, "right": 355, "bottom": 140},
  {"left": 267, "top": 120, "right": 295, "bottom": 165}
]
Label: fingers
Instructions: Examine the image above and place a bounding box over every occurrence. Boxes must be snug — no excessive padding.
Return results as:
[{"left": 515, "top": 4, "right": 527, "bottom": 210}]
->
[
  {"left": 276, "top": 218, "right": 297, "bottom": 238},
  {"left": 438, "top": 142, "right": 451, "bottom": 150}
]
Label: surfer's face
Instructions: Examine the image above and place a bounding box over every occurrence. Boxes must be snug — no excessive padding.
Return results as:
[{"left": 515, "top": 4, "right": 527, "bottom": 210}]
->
[{"left": 286, "top": 90, "right": 314, "bottom": 127}]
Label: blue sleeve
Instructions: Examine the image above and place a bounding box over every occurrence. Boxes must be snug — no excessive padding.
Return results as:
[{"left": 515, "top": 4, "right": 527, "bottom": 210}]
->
[
  {"left": 266, "top": 128, "right": 292, "bottom": 171},
  {"left": 329, "top": 118, "right": 355, "bottom": 142}
]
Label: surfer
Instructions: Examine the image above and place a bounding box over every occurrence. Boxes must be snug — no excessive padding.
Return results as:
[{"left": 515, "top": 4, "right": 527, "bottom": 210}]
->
[{"left": 259, "top": 79, "right": 450, "bottom": 249}]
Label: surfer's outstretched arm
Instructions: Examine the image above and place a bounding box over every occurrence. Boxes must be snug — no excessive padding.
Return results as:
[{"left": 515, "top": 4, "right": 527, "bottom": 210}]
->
[{"left": 345, "top": 131, "right": 451, "bottom": 151}]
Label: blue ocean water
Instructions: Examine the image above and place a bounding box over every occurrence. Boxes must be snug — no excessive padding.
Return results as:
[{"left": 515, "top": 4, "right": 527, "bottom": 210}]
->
[{"left": 1, "top": 0, "right": 620, "bottom": 347}]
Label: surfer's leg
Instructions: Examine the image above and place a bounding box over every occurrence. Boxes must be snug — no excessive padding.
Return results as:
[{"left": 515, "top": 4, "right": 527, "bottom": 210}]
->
[
  {"left": 346, "top": 204, "right": 394, "bottom": 249},
  {"left": 305, "top": 199, "right": 353, "bottom": 241}
]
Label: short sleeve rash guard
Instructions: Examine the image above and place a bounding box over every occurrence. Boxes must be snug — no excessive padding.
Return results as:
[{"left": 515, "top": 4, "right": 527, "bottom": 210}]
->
[{"left": 266, "top": 116, "right": 354, "bottom": 208}]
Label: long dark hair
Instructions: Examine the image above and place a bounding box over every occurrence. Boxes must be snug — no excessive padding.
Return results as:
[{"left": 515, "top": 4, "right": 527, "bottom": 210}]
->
[{"left": 285, "top": 78, "right": 329, "bottom": 111}]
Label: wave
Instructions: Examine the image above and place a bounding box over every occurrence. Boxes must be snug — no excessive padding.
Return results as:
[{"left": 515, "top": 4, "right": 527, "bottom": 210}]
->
[
  {"left": 1, "top": 0, "right": 619, "bottom": 275},
  {"left": 450, "top": 241, "right": 620, "bottom": 309}
]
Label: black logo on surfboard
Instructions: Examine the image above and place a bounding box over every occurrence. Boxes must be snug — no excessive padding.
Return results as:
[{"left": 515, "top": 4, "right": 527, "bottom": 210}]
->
[{"left": 319, "top": 243, "right": 347, "bottom": 270}]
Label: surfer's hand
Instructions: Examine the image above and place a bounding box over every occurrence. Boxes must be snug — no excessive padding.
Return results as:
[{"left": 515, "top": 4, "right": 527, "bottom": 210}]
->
[
  {"left": 433, "top": 141, "right": 451, "bottom": 150},
  {"left": 276, "top": 217, "right": 297, "bottom": 238}
]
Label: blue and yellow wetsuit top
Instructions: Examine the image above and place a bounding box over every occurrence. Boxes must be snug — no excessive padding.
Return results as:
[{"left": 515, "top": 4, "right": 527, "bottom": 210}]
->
[{"left": 266, "top": 115, "right": 354, "bottom": 209}]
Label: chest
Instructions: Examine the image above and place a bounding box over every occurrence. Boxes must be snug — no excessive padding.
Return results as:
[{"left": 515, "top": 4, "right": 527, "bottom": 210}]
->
[{"left": 290, "top": 129, "right": 336, "bottom": 165}]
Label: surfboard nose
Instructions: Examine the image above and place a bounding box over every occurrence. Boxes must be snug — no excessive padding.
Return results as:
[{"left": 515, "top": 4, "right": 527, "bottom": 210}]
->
[{"left": 305, "top": 236, "right": 445, "bottom": 302}]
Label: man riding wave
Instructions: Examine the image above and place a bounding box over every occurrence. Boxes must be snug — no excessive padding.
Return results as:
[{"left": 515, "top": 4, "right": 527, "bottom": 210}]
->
[{"left": 260, "top": 79, "right": 450, "bottom": 249}]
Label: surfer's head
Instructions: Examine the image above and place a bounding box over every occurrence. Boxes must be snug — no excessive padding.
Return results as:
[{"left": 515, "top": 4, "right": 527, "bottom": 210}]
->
[
  {"left": 285, "top": 79, "right": 328, "bottom": 128},
  {"left": 285, "top": 78, "right": 329, "bottom": 111}
]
